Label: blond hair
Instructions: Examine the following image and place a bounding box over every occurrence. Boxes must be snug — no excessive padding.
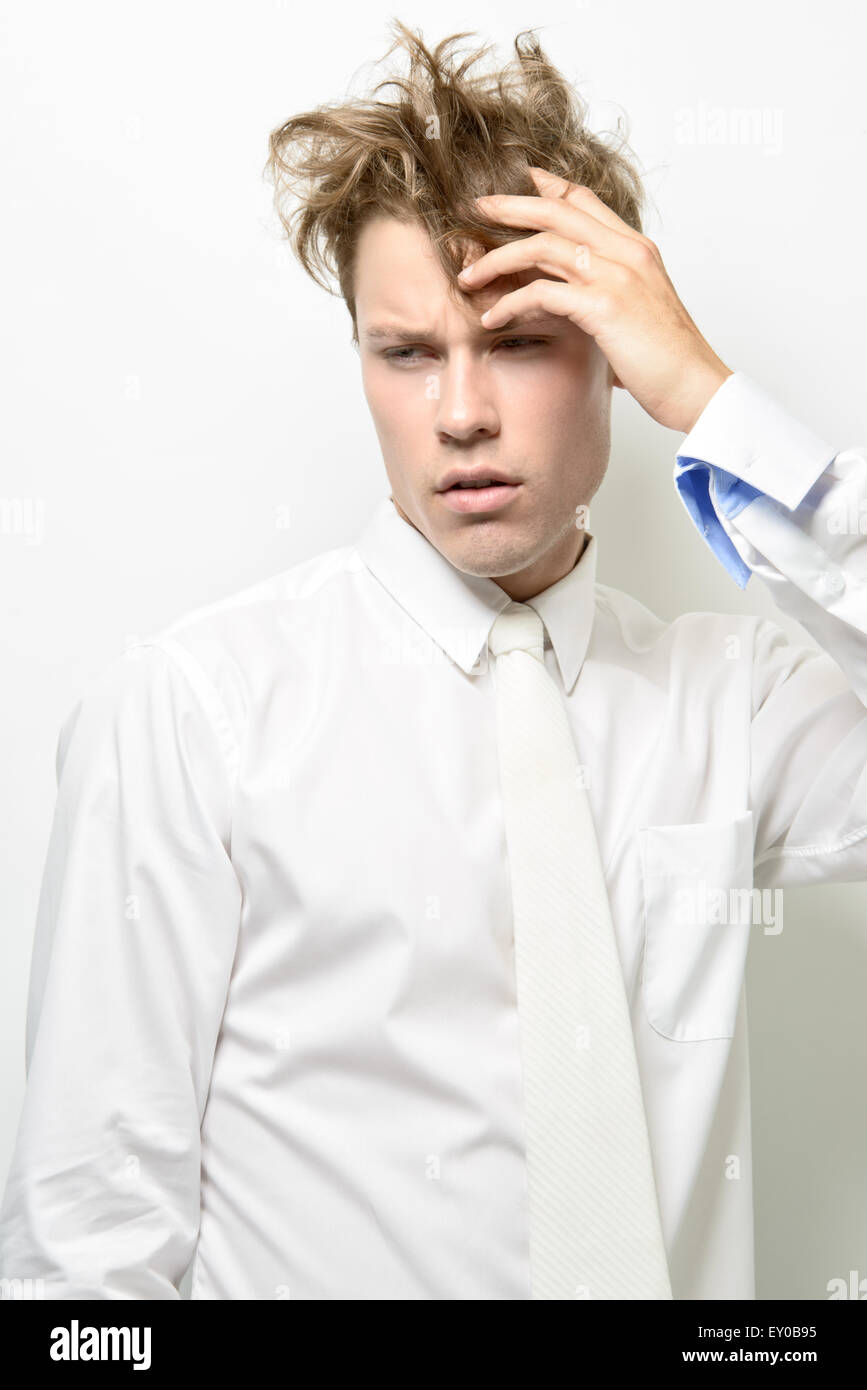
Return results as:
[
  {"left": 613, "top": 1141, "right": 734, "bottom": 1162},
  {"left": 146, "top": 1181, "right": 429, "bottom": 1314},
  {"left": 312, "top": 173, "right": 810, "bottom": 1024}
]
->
[{"left": 265, "top": 20, "right": 646, "bottom": 343}]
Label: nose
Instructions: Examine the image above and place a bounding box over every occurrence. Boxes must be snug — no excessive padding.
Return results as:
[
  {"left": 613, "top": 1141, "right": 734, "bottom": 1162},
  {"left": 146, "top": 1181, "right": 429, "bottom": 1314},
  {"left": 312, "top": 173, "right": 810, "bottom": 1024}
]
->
[{"left": 433, "top": 349, "right": 500, "bottom": 441}]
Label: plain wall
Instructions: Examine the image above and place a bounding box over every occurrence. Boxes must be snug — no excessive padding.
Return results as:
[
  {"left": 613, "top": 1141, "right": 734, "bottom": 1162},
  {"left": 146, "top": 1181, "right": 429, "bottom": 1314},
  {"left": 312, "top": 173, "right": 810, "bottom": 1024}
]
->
[{"left": 1, "top": 0, "right": 865, "bottom": 1300}]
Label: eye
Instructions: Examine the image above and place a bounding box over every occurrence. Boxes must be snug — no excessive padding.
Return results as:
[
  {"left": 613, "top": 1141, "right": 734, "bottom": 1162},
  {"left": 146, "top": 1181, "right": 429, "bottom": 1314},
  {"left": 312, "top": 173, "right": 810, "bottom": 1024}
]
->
[
  {"left": 497, "top": 337, "right": 550, "bottom": 350},
  {"left": 383, "top": 346, "right": 427, "bottom": 362},
  {"left": 383, "top": 337, "right": 550, "bottom": 364}
]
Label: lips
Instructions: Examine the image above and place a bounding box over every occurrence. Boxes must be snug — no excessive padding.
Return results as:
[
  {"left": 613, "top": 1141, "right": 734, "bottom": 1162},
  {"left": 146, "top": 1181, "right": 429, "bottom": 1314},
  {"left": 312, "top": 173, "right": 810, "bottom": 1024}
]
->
[
  {"left": 450, "top": 480, "right": 507, "bottom": 490},
  {"left": 437, "top": 480, "right": 522, "bottom": 514},
  {"left": 437, "top": 468, "right": 521, "bottom": 493}
]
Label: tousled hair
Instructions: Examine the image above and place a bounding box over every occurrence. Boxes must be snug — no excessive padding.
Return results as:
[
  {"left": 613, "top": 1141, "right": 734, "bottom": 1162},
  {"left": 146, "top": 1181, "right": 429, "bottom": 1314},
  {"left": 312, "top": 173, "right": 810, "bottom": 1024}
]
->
[{"left": 264, "top": 20, "right": 646, "bottom": 344}]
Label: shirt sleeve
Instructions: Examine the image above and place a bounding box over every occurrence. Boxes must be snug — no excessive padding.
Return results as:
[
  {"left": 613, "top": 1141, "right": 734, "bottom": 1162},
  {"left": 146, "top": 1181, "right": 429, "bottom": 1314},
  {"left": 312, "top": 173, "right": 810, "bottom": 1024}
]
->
[
  {"left": 0, "top": 639, "right": 243, "bottom": 1298},
  {"left": 674, "top": 371, "right": 867, "bottom": 888},
  {"left": 674, "top": 369, "right": 867, "bottom": 702}
]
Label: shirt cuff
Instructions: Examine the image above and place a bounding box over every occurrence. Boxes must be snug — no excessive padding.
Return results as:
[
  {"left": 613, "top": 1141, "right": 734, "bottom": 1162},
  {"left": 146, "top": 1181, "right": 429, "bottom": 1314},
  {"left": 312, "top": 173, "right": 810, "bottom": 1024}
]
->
[{"left": 673, "top": 370, "right": 837, "bottom": 589}]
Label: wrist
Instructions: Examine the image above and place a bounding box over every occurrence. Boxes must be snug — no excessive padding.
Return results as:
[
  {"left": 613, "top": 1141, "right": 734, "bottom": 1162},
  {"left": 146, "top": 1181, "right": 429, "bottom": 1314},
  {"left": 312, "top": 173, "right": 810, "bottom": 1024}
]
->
[{"left": 674, "top": 360, "right": 733, "bottom": 435}]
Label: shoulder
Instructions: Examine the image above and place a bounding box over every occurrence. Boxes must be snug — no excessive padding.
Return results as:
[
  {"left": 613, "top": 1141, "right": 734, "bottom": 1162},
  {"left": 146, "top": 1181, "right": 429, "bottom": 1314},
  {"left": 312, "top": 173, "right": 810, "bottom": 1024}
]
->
[
  {"left": 151, "top": 540, "right": 361, "bottom": 659},
  {"left": 131, "top": 540, "right": 360, "bottom": 725},
  {"left": 593, "top": 580, "right": 760, "bottom": 662},
  {"left": 59, "top": 542, "right": 362, "bottom": 792}
]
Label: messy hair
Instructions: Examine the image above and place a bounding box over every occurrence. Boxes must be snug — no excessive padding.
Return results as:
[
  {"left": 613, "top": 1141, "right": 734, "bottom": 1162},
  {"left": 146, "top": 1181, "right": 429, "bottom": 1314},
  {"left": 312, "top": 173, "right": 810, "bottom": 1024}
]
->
[{"left": 264, "top": 19, "right": 646, "bottom": 345}]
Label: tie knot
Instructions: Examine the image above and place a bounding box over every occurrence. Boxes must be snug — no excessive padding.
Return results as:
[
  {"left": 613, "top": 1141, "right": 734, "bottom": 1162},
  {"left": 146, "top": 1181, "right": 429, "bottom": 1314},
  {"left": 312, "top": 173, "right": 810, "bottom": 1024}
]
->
[{"left": 488, "top": 602, "right": 546, "bottom": 660}]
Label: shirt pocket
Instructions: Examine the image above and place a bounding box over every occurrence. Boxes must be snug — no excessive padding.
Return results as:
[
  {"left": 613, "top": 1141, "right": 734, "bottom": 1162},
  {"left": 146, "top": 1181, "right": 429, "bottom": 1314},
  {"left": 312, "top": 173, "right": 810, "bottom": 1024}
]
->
[{"left": 637, "top": 811, "right": 755, "bottom": 1042}]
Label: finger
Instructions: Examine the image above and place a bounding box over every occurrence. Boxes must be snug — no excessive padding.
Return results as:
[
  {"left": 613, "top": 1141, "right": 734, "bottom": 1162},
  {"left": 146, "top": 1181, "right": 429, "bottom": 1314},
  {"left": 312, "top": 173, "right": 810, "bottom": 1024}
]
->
[
  {"left": 474, "top": 192, "right": 639, "bottom": 265},
  {"left": 479, "top": 277, "right": 591, "bottom": 330},
  {"left": 527, "top": 166, "right": 646, "bottom": 242},
  {"left": 459, "top": 230, "right": 592, "bottom": 289}
]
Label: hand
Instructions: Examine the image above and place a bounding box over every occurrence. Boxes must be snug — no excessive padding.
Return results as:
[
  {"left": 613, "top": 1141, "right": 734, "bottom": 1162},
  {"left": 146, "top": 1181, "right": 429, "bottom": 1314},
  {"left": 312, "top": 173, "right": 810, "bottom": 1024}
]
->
[{"left": 457, "top": 166, "right": 733, "bottom": 434}]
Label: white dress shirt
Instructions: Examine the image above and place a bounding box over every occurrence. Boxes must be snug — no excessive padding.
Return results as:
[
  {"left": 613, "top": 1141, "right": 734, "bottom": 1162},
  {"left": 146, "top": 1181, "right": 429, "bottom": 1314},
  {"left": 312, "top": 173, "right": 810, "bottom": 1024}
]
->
[{"left": 1, "top": 370, "right": 865, "bottom": 1300}]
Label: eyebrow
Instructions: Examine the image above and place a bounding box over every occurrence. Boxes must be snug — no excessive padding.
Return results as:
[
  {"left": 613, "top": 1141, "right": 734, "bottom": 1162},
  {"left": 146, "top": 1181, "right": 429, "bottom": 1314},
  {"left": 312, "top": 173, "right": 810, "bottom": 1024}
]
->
[{"left": 362, "top": 317, "right": 562, "bottom": 343}]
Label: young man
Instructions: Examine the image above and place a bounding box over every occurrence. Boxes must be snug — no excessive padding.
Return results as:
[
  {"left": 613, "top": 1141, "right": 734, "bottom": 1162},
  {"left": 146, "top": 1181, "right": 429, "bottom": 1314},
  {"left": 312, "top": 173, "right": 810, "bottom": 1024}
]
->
[{"left": 1, "top": 23, "right": 864, "bottom": 1301}]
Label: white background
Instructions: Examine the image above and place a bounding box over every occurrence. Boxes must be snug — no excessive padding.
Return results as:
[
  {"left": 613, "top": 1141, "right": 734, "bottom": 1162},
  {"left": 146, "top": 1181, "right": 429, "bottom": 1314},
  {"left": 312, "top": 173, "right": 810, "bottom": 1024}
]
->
[{"left": 1, "top": 0, "right": 865, "bottom": 1300}]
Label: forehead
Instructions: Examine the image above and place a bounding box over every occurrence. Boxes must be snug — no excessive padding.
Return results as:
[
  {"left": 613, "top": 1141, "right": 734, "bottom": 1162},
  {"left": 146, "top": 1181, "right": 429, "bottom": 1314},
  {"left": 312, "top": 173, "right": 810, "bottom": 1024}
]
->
[{"left": 354, "top": 214, "right": 553, "bottom": 331}]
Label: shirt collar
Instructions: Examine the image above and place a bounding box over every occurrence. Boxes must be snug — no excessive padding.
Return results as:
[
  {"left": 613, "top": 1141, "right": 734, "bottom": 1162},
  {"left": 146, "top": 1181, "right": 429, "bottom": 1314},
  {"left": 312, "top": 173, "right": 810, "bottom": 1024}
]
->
[{"left": 353, "top": 495, "right": 597, "bottom": 693}]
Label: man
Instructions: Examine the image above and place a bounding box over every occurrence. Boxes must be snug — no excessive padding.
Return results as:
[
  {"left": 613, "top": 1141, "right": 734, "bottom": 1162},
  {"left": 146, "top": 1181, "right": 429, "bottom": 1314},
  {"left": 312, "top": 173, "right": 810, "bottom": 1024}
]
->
[{"left": 1, "top": 22, "right": 865, "bottom": 1301}]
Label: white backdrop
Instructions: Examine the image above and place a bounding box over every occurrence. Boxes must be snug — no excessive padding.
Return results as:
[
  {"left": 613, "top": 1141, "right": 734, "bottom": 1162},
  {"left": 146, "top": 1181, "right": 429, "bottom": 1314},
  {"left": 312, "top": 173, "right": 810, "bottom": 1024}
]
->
[{"left": 1, "top": 0, "right": 865, "bottom": 1300}]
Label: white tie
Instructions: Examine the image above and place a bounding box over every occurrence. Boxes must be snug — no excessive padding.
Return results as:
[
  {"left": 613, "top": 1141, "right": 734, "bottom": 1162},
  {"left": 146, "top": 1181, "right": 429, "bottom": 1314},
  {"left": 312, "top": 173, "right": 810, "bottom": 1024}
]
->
[{"left": 488, "top": 600, "right": 673, "bottom": 1300}]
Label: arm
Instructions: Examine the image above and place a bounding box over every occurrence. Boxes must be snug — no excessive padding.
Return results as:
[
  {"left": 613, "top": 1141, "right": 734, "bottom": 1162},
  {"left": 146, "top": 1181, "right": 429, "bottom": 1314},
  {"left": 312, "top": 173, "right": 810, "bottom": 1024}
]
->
[
  {"left": 448, "top": 168, "right": 867, "bottom": 890},
  {"left": 0, "top": 640, "right": 242, "bottom": 1298},
  {"left": 674, "top": 372, "right": 867, "bottom": 888}
]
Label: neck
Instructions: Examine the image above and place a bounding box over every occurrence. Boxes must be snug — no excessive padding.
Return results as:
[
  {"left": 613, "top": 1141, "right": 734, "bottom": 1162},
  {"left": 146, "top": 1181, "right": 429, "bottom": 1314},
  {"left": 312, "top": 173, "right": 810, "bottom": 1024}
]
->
[{"left": 494, "top": 528, "right": 588, "bottom": 603}]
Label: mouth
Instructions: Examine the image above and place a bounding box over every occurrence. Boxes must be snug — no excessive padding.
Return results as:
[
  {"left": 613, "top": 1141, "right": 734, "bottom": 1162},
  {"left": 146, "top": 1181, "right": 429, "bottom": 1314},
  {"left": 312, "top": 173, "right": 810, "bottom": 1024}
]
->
[{"left": 437, "top": 479, "right": 523, "bottom": 514}]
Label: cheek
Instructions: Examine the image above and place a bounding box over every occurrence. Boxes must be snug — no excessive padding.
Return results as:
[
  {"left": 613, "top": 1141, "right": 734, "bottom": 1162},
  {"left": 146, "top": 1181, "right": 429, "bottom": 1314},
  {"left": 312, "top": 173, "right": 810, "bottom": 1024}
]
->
[
  {"left": 514, "top": 374, "right": 611, "bottom": 481},
  {"left": 545, "top": 358, "right": 609, "bottom": 427},
  {"left": 359, "top": 358, "right": 379, "bottom": 410},
  {"left": 509, "top": 361, "right": 593, "bottom": 432},
  {"left": 361, "top": 363, "right": 393, "bottom": 419},
  {"left": 362, "top": 366, "right": 418, "bottom": 446}
]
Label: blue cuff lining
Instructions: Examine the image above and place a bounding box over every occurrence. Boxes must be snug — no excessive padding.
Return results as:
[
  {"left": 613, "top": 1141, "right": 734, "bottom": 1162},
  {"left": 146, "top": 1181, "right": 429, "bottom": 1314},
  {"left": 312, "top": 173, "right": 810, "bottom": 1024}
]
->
[{"left": 674, "top": 460, "right": 762, "bottom": 590}]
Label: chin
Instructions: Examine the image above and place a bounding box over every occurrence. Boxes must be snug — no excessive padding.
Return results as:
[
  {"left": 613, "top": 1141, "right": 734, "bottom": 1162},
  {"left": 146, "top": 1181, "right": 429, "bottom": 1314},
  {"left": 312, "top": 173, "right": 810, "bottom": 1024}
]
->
[{"left": 444, "top": 533, "right": 532, "bottom": 579}]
